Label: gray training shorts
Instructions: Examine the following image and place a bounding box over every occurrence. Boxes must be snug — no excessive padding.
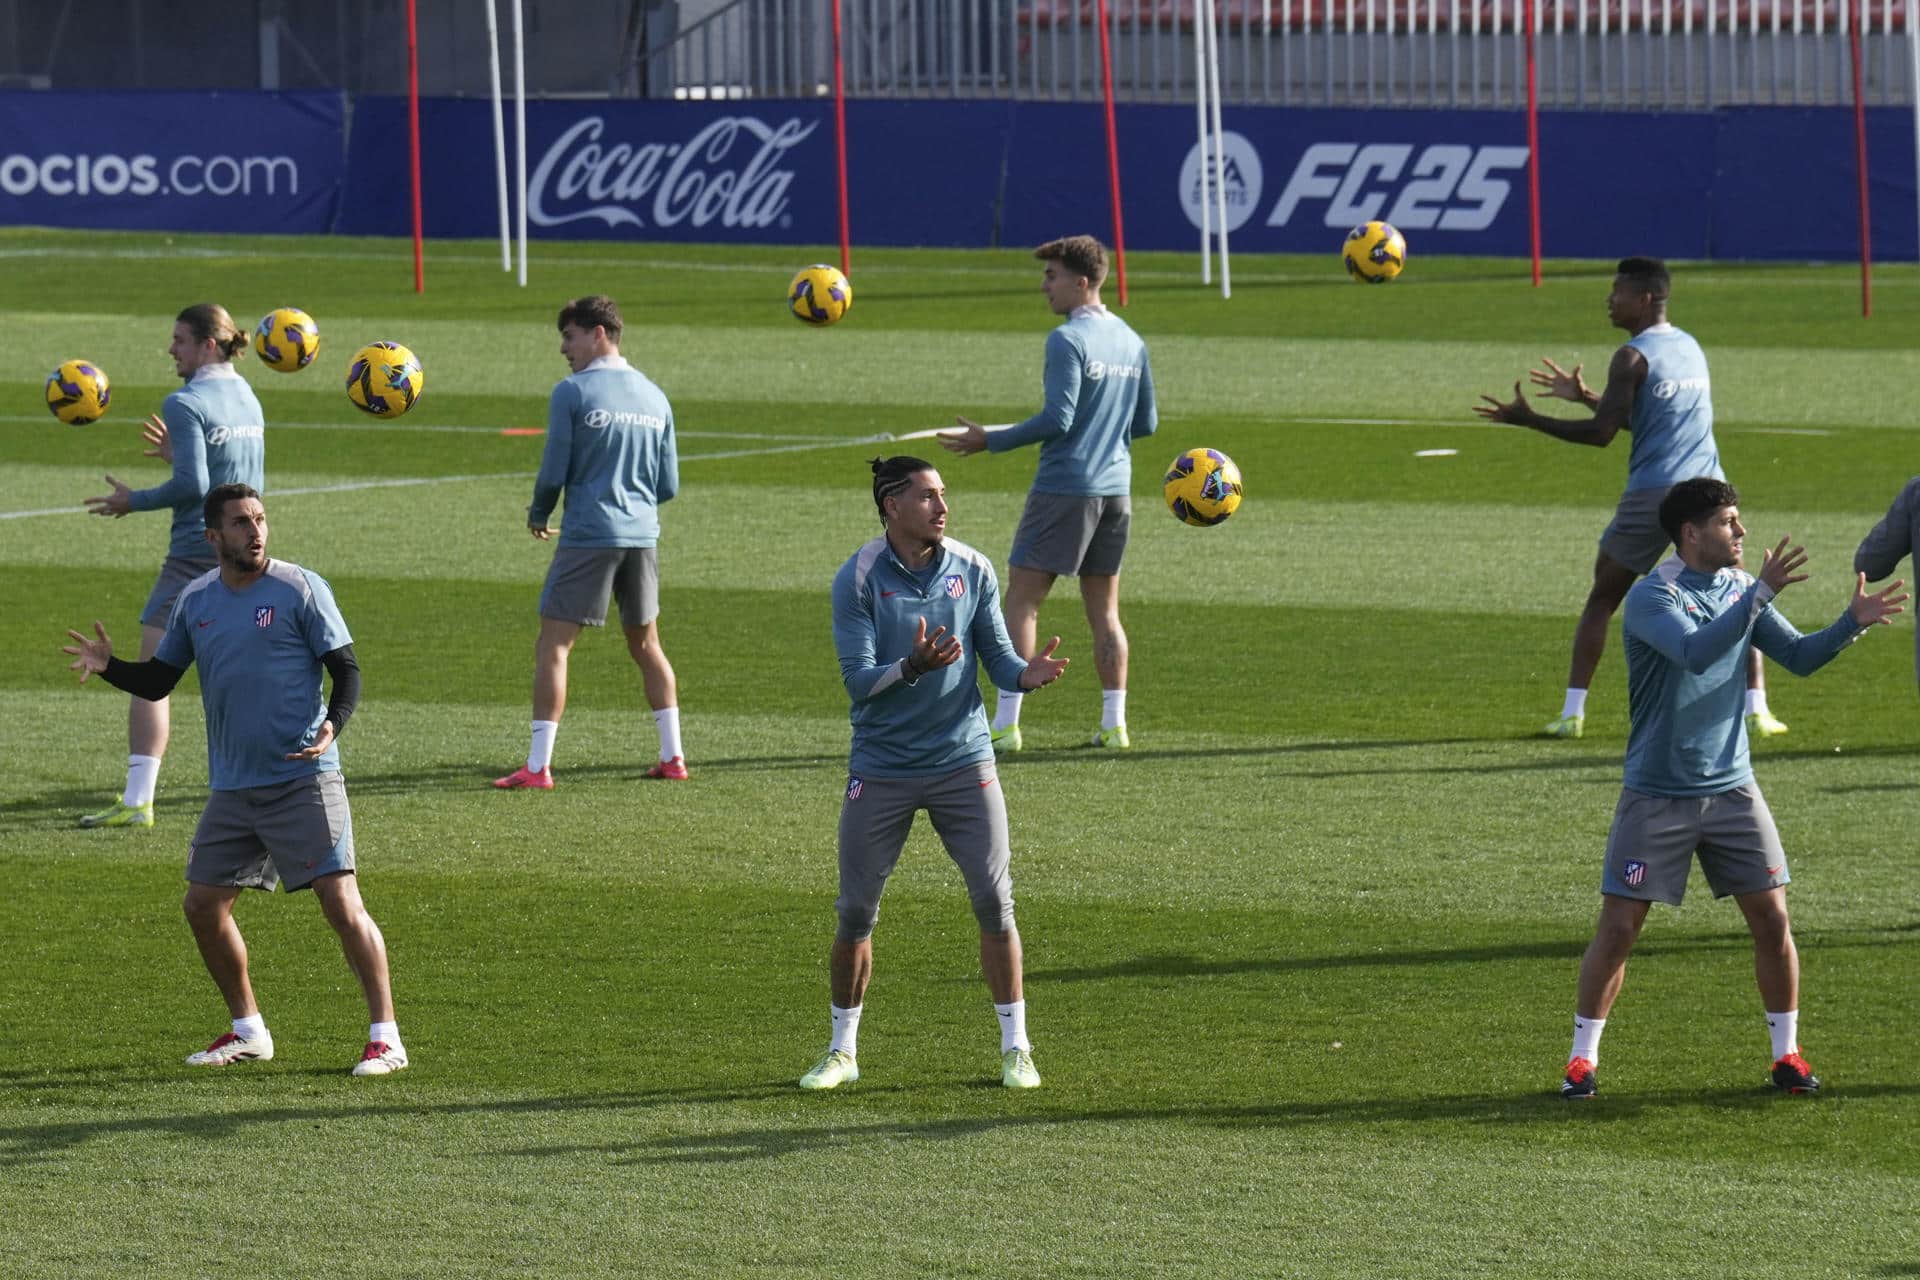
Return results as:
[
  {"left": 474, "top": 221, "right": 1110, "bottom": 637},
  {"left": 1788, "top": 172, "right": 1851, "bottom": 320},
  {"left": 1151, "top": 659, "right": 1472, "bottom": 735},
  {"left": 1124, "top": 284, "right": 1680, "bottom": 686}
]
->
[
  {"left": 1009, "top": 492, "right": 1131, "bottom": 578},
  {"left": 188, "top": 771, "right": 357, "bottom": 893},
  {"left": 1601, "top": 783, "right": 1789, "bottom": 905},
  {"left": 539, "top": 545, "right": 660, "bottom": 627},
  {"left": 1599, "top": 486, "right": 1676, "bottom": 576},
  {"left": 834, "top": 761, "right": 1015, "bottom": 942},
  {"left": 141, "top": 555, "right": 217, "bottom": 628}
]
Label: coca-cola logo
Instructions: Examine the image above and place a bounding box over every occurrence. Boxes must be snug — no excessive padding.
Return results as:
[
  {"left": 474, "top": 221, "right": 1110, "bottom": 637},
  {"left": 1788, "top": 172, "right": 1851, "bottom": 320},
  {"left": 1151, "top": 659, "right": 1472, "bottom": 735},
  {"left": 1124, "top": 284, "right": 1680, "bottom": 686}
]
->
[{"left": 528, "top": 115, "right": 816, "bottom": 231}]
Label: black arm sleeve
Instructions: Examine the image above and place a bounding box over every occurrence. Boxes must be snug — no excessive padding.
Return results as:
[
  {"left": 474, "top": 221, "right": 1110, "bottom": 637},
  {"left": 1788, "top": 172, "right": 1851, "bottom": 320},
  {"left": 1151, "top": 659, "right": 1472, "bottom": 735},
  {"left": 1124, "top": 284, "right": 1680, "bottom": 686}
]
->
[
  {"left": 101, "top": 656, "right": 187, "bottom": 702},
  {"left": 320, "top": 644, "right": 362, "bottom": 737}
]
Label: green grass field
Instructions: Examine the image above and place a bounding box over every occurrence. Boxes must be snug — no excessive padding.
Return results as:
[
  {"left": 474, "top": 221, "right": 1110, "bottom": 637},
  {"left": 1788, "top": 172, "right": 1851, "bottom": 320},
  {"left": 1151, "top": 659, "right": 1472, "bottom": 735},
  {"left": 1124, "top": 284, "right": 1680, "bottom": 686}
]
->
[{"left": 1, "top": 227, "right": 1917, "bottom": 1278}]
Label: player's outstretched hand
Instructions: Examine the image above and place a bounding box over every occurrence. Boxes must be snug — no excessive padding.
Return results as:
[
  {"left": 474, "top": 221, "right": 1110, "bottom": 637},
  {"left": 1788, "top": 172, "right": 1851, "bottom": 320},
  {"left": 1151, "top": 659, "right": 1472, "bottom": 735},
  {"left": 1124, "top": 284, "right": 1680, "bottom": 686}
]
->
[
  {"left": 939, "top": 417, "right": 988, "bottom": 456},
  {"left": 140, "top": 414, "right": 172, "bottom": 462},
  {"left": 1757, "top": 536, "right": 1810, "bottom": 595},
  {"left": 286, "top": 721, "right": 337, "bottom": 761},
  {"left": 1473, "top": 382, "right": 1532, "bottom": 425},
  {"left": 84, "top": 475, "right": 133, "bottom": 518},
  {"left": 1528, "top": 357, "right": 1590, "bottom": 404},
  {"left": 1849, "top": 573, "right": 1908, "bottom": 628},
  {"left": 1018, "top": 635, "right": 1070, "bottom": 690},
  {"left": 62, "top": 621, "right": 112, "bottom": 682},
  {"left": 907, "top": 616, "right": 964, "bottom": 677}
]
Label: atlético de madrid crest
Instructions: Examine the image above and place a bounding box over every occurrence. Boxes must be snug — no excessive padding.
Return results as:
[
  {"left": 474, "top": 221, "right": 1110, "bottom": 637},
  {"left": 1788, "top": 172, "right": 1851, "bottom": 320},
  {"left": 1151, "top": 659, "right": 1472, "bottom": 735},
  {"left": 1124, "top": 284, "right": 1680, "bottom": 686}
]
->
[
  {"left": 253, "top": 605, "right": 275, "bottom": 629},
  {"left": 943, "top": 574, "right": 965, "bottom": 599}
]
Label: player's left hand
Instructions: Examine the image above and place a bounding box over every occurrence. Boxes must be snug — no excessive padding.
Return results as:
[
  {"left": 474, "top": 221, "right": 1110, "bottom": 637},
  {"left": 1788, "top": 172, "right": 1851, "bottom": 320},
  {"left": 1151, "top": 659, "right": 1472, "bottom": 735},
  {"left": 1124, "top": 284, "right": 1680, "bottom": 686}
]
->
[
  {"left": 286, "top": 721, "right": 336, "bottom": 761},
  {"left": 141, "top": 414, "right": 173, "bottom": 462},
  {"left": 939, "top": 417, "right": 989, "bottom": 456},
  {"left": 62, "top": 621, "right": 113, "bottom": 682},
  {"left": 84, "top": 475, "right": 133, "bottom": 518},
  {"left": 529, "top": 522, "right": 553, "bottom": 541},
  {"left": 1018, "top": 635, "right": 1070, "bottom": 690},
  {"left": 1848, "top": 572, "right": 1908, "bottom": 628},
  {"left": 1473, "top": 382, "right": 1532, "bottom": 425},
  {"left": 1528, "top": 357, "right": 1591, "bottom": 404}
]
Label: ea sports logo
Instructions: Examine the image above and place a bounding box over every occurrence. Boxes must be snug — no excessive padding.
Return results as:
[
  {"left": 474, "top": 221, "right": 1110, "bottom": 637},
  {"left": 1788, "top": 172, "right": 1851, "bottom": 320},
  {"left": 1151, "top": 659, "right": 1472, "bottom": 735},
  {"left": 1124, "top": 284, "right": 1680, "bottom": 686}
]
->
[
  {"left": 1179, "top": 130, "right": 1263, "bottom": 233},
  {"left": 1086, "top": 360, "right": 1106, "bottom": 381},
  {"left": 1651, "top": 380, "right": 1679, "bottom": 400},
  {"left": 584, "top": 409, "right": 613, "bottom": 429},
  {"left": 206, "top": 425, "right": 231, "bottom": 445}
]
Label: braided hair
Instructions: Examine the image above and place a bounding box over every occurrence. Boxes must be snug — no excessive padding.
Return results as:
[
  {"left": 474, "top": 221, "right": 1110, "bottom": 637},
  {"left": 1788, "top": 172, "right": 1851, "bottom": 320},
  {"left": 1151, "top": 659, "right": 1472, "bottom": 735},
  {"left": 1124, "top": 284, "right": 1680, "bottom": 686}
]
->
[{"left": 870, "top": 455, "right": 934, "bottom": 522}]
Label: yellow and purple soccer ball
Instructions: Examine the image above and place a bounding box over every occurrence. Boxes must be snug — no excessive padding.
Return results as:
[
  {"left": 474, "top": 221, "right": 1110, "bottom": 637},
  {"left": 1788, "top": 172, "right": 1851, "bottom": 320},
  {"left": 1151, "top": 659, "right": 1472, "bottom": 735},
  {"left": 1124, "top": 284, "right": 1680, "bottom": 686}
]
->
[
  {"left": 345, "top": 341, "right": 424, "bottom": 418},
  {"left": 1163, "top": 447, "right": 1244, "bottom": 527},
  {"left": 254, "top": 307, "right": 320, "bottom": 373},
  {"left": 1343, "top": 220, "right": 1408, "bottom": 283},
  {"left": 788, "top": 264, "right": 852, "bottom": 326},
  {"left": 45, "top": 359, "right": 111, "bottom": 425}
]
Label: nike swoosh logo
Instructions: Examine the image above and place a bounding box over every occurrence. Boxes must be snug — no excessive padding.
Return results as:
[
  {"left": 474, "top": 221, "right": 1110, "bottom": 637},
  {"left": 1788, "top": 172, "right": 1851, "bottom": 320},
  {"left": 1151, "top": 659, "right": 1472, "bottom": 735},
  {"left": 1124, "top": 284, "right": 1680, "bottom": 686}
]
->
[
  {"left": 979, "top": 777, "right": 996, "bottom": 787},
  {"left": 197, "top": 620, "right": 213, "bottom": 628},
  {"left": 880, "top": 591, "right": 899, "bottom": 597}
]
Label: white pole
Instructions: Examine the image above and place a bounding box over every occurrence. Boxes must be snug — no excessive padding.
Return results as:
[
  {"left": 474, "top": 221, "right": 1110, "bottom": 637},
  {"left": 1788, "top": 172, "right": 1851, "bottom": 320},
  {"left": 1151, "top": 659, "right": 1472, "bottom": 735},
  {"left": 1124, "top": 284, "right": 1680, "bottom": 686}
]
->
[
  {"left": 1194, "top": 0, "right": 1212, "bottom": 285},
  {"left": 483, "top": 0, "right": 511, "bottom": 272},
  {"left": 1204, "top": 0, "right": 1231, "bottom": 298},
  {"left": 512, "top": 0, "right": 528, "bottom": 287},
  {"left": 1910, "top": 0, "right": 1920, "bottom": 257}
]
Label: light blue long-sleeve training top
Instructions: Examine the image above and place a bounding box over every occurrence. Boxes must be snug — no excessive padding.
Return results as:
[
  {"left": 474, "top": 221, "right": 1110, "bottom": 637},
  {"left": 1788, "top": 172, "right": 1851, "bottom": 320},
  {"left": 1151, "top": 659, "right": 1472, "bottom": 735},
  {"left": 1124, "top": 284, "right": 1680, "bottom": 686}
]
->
[
  {"left": 1623, "top": 323, "right": 1722, "bottom": 492},
  {"left": 832, "top": 534, "right": 1031, "bottom": 778},
  {"left": 128, "top": 364, "right": 266, "bottom": 559},
  {"left": 1622, "top": 558, "right": 1861, "bottom": 797},
  {"left": 529, "top": 355, "right": 679, "bottom": 547},
  {"left": 987, "top": 305, "right": 1157, "bottom": 497},
  {"left": 155, "top": 560, "right": 354, "bottom": 791}
]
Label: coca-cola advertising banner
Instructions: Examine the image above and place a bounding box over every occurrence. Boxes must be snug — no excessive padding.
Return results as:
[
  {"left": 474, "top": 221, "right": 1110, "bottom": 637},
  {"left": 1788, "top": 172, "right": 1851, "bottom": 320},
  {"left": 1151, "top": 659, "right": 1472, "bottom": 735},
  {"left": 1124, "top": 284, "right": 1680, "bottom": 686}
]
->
[{"left": 0, "top": 90, "right": 346, "bottom": 233}]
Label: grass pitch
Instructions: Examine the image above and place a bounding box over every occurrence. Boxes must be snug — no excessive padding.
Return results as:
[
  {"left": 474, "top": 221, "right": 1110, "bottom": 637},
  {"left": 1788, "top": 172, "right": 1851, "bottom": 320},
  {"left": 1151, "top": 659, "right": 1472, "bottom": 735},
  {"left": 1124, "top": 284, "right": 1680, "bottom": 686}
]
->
[{"left": 1, "top": 229, "right": 1917, "bottom": 1278}]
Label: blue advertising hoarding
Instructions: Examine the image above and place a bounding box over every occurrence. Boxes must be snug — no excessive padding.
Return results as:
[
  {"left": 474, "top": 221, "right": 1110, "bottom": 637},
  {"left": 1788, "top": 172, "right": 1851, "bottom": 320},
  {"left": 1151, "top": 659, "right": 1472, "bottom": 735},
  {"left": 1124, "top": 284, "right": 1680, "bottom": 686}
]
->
[{"left": 0, "top": 91, "right": 346, "bottom": 234}]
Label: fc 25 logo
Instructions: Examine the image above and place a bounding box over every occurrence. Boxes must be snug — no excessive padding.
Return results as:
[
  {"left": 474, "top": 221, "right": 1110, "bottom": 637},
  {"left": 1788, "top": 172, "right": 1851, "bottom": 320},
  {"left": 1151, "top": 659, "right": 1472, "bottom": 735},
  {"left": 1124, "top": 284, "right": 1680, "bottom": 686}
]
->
[{"left": 1269, "top": 142, "right": 1530, "bottom": 231}]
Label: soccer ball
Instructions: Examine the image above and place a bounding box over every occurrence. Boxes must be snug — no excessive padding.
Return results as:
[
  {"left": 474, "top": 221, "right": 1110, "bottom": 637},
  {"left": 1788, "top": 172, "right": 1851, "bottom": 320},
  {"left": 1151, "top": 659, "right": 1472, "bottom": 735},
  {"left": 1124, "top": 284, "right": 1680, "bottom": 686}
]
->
[
  {"left": 1343, "top": 220, "right": 1407, "bottom": 283},
  {"left": 345, "top": 341, "right": 424, "bottom": 418},
  {"left": 45, "top": 360, "right": 111, "bottom": 425},
  {"left": 788, "top": 264, "right": 852, "bottom": 326},
  {"left": 254, "top": 307, "right": 320, "bottom": 373},
  {"left": 1163, "top": 447, "right": 1244, "bottom": 527}
]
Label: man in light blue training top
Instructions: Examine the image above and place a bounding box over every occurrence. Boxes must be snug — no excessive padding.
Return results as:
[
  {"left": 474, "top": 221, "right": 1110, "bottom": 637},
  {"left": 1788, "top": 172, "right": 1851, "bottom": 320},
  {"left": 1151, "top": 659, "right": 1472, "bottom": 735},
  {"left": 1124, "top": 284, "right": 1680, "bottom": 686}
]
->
[
  {"left": 1557, "top": 477, "right": 1904, "bottom": 1101},
  {"left": 1474, "top": 257, "right": 1787, "bottom": 741},
  {"left": 942, "top": 234, "right": 1155, "bottom": 753},
  {"left": 495, "top": 294, "right": 686, "bottom": 789},
  {"left": 800, "top": 456, "right": 1070, "bottom": 1093},
  {"left": 63, "top": 483, "right": 407, "bottom": 1077},
  {"left": 79, "top": 303, "right": 267, "bottom": 829}
]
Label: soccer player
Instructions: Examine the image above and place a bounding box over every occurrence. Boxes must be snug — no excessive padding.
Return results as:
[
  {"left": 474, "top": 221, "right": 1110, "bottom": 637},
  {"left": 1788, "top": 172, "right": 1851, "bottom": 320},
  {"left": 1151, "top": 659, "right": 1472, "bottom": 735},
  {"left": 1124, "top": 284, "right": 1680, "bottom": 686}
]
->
[
  {"left": 941, "top": 234, "right": 1155, "bottom": 752},
  {"left": 494, "top": 294, "right": 685, "bottom": 789},
  {"left": 1853, "top": 477, "right": 1920, "bottom": 689},
  {"left": 1558, "top": 478, "right": 1904, "bottom": 1100},
  {"left": 78, "top": 303, "right": 266, "bottom": 828},
  {"left": 1474, "top": 257, "right": 1787, "bottom": 741},
  {"left": 802, "top": 456, "right": 1070, "bottom": 1092},
  {"left": 62, "top": 484, "right": 407, "bottom": 1076}
]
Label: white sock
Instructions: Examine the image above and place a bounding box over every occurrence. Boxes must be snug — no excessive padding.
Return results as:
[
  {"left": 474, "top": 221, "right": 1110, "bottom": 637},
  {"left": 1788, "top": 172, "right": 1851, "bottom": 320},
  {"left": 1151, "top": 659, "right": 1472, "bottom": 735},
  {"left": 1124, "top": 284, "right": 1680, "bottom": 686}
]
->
[
  {"left": 1746, "top": 688, "right": 1770, "bottom": 717},
  {"left": 371, "top": 1020, "right": 401, "bottom": 1049},
  {"left": 1570, "top": 1014, "right": 1606, "bottom": 1065},
  {"left": 123, "top": 754, "right": 161, "bottom": 808},
  {"left": 1767, "top": 1010, "right": 1798, "bottom": 1060},
  {"left": 233, "top": 1013, "right": 267, "bottom": 1041},
  {"left": 1560, "top": 688, "right": 1589, "bottom": 720},
  {"left": 653, "top": 706, "right": 683, "bottom": 762},
  {"left": 1100, "top": 690, "right": 1127, "bottom": 732},
  {"left": 996, "top": 1000, "right": 1030, "bottom": 1053},
  {"left": 992, "top": 690, "right": 1024, "bottom": 733},
  {"left": 829, "top": 1004, "right": 861, "bottom": 1056},
  {"left": 528, "top": 719, "right": 558, "bottom": 772}
]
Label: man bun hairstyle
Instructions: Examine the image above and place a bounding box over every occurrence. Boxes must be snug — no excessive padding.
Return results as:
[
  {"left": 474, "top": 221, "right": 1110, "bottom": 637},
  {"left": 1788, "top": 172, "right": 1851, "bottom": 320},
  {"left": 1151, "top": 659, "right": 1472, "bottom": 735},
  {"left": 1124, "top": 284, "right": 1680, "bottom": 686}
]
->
[
  {"left": 870, "top": 454, "right": 934, "bottom": 521},
  {"left": 1035, "top": 235, "right": 1108, "bottom": 288},
  {"left": 176, "top": 303, "right": 249, "bottom": 361},
  {"left": 1615, "top": 256, "right": 1671, "bottom": 303},
  {"left": 1657, "top": 476, "right": 1739, "bottom": 547},
  {"left": 204, "top": 482, "right": 262, "bottom": 528},
  {"left": 558, "top": 294, "right": 623, "bottom": 344}
]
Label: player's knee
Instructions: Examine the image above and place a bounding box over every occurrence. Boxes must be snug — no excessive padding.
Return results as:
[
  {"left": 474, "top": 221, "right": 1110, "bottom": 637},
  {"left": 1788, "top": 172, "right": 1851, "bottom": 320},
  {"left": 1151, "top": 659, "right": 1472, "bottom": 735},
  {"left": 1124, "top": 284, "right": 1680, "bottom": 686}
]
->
[
  {"left": 835, "top": 897, "right": 880, "bottom": 943},
  {"left": 970, "top": 886, "right": 1016, "bottom": 935}
]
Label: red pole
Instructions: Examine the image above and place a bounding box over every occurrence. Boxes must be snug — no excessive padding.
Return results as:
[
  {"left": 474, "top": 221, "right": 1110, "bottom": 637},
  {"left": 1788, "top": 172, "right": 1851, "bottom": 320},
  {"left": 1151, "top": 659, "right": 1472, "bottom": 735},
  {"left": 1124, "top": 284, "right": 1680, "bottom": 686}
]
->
[
  {"left": 1096, "top": 0, "right": 1128, "bottom": 305},
  {"left": 1850, "top": 0, "right": 1873, "bottom": 317},
  {"left": 832, "top": 0, "right": 851, "bottom": 277},
  {"left": 407, "top": 0, "right": 424, "bottom": 293},
  {"left": 1524, "top": 0, "right": 1542, "bottom": 287}
]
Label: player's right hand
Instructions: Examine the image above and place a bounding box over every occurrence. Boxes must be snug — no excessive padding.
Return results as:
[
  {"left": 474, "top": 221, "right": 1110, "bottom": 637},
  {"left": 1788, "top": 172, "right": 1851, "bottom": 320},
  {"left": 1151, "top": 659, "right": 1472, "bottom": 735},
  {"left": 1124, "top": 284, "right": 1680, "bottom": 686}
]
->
[
  {"left": 1757, "top": 536, "right": 1810, "bottom": 594},
  {"left": 1528, "top": 357, "right": 1590, "bottom": 404},
  {"left": 62, "top": 621, "right": 113, "bottom": 682}
]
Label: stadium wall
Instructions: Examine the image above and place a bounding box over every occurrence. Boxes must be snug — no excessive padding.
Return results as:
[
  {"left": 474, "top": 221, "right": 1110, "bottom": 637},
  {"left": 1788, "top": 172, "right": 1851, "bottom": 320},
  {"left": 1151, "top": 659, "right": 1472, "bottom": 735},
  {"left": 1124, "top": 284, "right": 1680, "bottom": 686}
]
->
[{"left": 1, "top": 90, "right": 1912, "bottom": 261}]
